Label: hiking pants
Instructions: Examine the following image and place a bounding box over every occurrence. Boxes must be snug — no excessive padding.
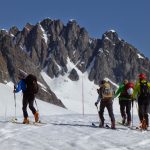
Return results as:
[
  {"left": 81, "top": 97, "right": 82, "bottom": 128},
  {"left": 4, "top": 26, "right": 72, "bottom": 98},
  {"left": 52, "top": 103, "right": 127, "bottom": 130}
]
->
[
  {"left": 119, "top": 100, "right": 131, "bottom": 122},
  {"left": 138, "top": 96, "right": 149, "bottom": 126},
  {"left": 99, "top": 100, "right": 115, "bottom": 123},
  {"left": 22, "top": 93, "right": 36, "bottom": 118}
]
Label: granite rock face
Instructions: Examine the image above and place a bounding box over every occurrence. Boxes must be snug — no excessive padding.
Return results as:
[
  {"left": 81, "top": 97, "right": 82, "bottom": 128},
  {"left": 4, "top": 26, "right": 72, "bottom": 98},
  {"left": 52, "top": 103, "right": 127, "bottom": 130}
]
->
[{"left": 0, "top": 19, "right": 150, "bottom": 107}]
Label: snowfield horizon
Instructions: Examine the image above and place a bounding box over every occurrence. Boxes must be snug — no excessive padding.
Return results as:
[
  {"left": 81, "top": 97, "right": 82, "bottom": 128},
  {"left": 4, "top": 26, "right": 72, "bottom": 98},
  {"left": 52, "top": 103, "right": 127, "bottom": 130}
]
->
[{"left": 0, "top": 72, "right": 150, "bottom": 150}]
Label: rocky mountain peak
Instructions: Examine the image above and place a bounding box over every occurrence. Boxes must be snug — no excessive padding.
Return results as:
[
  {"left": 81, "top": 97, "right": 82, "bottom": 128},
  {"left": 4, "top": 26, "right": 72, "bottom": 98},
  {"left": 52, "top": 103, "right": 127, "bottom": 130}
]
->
[
  {"left": 9, "top": 26, "right": 19, "bottom": 36},
  {"left": 102, "top": 30, "right": 119, "bottom": 43},
  {"left": 0, "top": 18, "right": 150, "bottom": 107},
  {"left": 24, "top": 23, "right": 34, "bottom": 32}
]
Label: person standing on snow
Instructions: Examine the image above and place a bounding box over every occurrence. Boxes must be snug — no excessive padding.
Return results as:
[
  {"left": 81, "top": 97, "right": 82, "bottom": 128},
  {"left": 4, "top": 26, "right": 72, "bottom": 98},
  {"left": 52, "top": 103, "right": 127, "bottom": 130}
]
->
[
  {"left": 95, "top": 79, "right": 115, "bottom": 129},
  {"left": 133, "top": 73, "right": 150, "bottom": 129},
  {"left": 114, "top": 79, "right": 134, "bottom": 126},
  {"left": 14, "top": 74, "right": 39, "bottom": 124}
]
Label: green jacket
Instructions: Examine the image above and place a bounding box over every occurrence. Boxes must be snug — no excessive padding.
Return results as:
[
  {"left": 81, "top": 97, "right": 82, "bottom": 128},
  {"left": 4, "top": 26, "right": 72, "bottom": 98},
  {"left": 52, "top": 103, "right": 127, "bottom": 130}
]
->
[
  {"left": 133, "top": 79, "right": 150, "bottom": 99},
  {"left": 114, "top": 83, "right": 132, "bottom": 100}
]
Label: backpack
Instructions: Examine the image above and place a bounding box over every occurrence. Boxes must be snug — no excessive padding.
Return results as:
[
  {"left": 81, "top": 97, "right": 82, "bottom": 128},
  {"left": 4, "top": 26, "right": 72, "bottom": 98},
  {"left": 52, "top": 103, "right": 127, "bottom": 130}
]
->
[
  {"left": 101, "top": 82, "right": 113, "bottom": 99},
  {"left": 140, "top": 81, "right": 150, "bottom": 98},
  {"left": 120, "top": 82, "right": 134, "bottom": 98},
  {"left": 25, "top": 74, "right": 39, "bottom": 94},
  {"left": 125, "top": 82, "right": 134, "bottom": 98}
]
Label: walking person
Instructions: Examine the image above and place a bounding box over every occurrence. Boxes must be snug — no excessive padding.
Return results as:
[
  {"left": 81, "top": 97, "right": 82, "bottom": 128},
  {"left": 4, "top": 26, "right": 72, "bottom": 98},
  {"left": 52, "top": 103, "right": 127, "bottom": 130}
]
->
[
  {"left": 114, "top": 79, "right": 134, "bottom": 126},
  {"left": 95, "top": 79, "right": 115, "bottom": 129},
  {"left": 14, "top": 74, "right": 39, "bottom": 124},
  {"left": 133, "top": 73, "right": 150, "bottom": 129}
]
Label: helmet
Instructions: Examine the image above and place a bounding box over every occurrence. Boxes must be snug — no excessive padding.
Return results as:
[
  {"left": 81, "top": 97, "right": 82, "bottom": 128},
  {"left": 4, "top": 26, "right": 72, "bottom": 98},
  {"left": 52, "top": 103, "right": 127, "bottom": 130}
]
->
[
  {"left": 138, "top": 73, "right": 146, "bottom": 79},
  {"left": 123, "top": 79, "right": 128, "bottom": 85},
  {"left": 100, "top": 80, "right": 106, "bottom": 84}
]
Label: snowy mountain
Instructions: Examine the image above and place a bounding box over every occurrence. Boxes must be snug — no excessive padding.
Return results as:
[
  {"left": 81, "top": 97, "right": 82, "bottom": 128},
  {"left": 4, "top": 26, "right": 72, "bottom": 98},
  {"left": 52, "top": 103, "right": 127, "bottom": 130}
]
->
[
  {"left": 1, "top": 18, "right": 150, "bottom": 108},
  {"left": 0, "top": 77, "right": 150, "bottom": 150}
]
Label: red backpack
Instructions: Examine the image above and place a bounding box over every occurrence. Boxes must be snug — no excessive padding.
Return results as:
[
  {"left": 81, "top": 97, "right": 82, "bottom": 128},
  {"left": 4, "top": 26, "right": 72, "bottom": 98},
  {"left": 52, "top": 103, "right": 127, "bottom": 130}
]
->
[
  {"left": 121, "top": 82, "right": 134, "bottom": 98},
  {"left": 126, "top": 82, "right": 134, "bottom": 96}
]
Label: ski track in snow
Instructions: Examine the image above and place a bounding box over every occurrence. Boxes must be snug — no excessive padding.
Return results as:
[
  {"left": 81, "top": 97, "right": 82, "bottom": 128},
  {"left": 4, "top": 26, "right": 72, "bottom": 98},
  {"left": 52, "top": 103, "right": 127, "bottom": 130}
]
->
[
  {"left": 1, "top": 77, "right": 150, "bottom": 149},
  {"left": 0, "top": 115, "right": 150, "bottom": 150}
]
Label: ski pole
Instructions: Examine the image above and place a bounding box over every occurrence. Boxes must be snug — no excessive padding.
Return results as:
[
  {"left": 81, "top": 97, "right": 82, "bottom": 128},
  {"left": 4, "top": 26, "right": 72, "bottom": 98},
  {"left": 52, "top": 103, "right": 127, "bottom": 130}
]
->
[
  {"left": 14, "top": 85, "right": 17, "bottom": 120},
  {"left": 35, "top": 99, "right": 42, "bottom": 122},
  {"left": 96, "top": 106, "right": 99, "bottom": 121},
  {"left": 96, "top": 104, "right": 101, "bottom": 123},
  {"left": 131, "top": 99, "right": 134, "bottom": 128},
  {"left": 35, "top": 99, "right": 39, "bottom": 112},
  {"left": 5, "top": 105, "right": 7, "bottom": 121}
]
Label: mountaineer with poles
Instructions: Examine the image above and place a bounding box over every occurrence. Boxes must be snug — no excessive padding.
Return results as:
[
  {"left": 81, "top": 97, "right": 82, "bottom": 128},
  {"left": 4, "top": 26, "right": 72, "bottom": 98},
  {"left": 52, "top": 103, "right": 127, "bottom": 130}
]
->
[
  {"left": 133, "top": 73, "right": 150, "bottom": 129},
  {"left": 95, "top": 79, "right": 115, "bottom": 129},
  {"left": 114, "top": 79, "right": 134, "bottom": 126},
  {"left": 14, "top": 74, "right": 39, "bottom": 124}
]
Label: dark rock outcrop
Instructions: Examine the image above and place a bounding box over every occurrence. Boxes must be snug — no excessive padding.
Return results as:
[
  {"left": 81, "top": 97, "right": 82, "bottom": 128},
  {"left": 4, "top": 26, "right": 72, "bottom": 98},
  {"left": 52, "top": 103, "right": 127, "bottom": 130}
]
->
[
  {"left": 0, "top": 19, "right": 150, "bottom": 108},
  {"left": 68, "top": 69, "right": 79, "bottom": 81}
]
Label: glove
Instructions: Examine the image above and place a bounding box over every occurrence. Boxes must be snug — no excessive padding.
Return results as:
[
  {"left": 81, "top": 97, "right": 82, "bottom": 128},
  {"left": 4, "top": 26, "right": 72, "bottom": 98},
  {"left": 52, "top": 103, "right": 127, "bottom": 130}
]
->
[
  {"left": 13, "top": 85, "right": 16, "bottom": 93},
  {"left": 112, "top": 95, "right": 115, "bottom": 100},
  {"left": 131, "top": 100, "right": 134, "bottom": 107},
  {"left": 97, "top": 89, "right": 100, "bottom": 94},
  {"left": 95, "top": 102, "right": 98, "bottom": 107},
  {"left": 132, "top": 98, "right": 136, "bottom": 101},
  {"left": 131, "top": 98, "right": 136, "bottom": 106}
]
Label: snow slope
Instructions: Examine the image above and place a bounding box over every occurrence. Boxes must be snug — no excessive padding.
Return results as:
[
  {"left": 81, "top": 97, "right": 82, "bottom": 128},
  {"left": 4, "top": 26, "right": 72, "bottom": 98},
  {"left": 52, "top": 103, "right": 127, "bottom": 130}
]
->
[
  {"left": 0, "top": 82, "right": 71, "bottom": 118},
  {"left": 41, "top": 59, "right": 134, "bottom": 115},
  {"left": 0, "top": 74, "right": 150, "bottom": 150},
  {"left": 0, "top": 112, "right": 150, "bottom": 150},
  {"left": 41, "top": 58, "right": 101, "bottom": 114}
]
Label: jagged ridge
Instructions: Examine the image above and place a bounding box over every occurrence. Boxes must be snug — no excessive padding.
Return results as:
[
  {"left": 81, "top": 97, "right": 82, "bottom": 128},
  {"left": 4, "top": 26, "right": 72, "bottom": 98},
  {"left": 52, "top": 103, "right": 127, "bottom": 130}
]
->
[{"left": 0, "top": 18, "right": 150, "bottom": 106}]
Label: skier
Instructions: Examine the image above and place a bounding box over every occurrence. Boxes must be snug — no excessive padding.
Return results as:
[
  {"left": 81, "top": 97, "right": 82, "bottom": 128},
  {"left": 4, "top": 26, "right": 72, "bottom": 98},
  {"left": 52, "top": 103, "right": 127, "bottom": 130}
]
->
[
  {"left": 114, "top": 79, "right": 134, "bottom": 126},
  {"left": 14, "top": 74, "right": 39, "bottom": 124},
  {"left": 133, "top": 73, "right": 150, "bottom": 129},
  {"left": 95, "top": 79, "right": 115, "bottom": 129}
]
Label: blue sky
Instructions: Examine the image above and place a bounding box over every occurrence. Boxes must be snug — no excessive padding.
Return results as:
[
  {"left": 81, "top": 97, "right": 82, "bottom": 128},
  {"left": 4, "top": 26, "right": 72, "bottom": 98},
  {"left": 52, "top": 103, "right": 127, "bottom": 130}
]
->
[{"left": 0, "top": 0, "right": 150, "bottom": 58}]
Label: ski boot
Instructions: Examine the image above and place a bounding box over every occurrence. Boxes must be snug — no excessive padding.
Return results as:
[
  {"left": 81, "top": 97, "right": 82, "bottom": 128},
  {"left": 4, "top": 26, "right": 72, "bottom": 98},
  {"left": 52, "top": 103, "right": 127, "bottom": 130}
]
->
[
  {"left": 141, "top": 119, "right": 147, "bottom": 130},
  {"left": 122, "top": 116, "right": 126, "bottom": 125},
  {"left": 34, "top": 111, "right": 39, "bottom": 122},
  {"left": 125, "top": 120, "right": 131, "bottom": 126},
  {"left": 111, "top": 121, "right": 116, "bottom": 129},
  {"left": 99, "top": 120, "right": 104, "bottom": 128},
  {"left": 138, "top": 119, "right": 147, "bottom": 130},
  {"left": 23, "top": 117, "right": 29, "bottom": 124}
]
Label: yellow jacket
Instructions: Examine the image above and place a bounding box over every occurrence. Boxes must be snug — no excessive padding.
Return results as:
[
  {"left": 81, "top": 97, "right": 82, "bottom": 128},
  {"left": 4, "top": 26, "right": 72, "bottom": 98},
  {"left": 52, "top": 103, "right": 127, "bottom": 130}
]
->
[{"left": 133, "top": 79, "right": 150, "bottom": 99}]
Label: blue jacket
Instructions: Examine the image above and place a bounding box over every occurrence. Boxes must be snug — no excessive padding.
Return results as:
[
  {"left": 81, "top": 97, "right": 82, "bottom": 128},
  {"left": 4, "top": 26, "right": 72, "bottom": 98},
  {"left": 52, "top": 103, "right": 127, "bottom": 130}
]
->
[{"left": 15, "top": 79, "right": 26, "bottom": 93}]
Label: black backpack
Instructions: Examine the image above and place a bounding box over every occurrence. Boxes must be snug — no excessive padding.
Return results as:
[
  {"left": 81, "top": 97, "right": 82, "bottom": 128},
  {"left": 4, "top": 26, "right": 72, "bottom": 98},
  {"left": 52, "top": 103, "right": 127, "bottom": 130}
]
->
[
  {"left": 140, "top": 81, "right": 150, "bottom": 98},
  {"left": 25, "top": 74, "right": 39, "bottom": 94}
]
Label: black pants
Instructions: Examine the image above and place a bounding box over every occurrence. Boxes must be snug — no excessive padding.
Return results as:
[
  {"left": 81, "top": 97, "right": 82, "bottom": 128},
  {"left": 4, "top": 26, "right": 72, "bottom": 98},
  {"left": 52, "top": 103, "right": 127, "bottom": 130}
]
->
[
  {"left": 119, "top": 100, "right": 131, "bottom": 122},
  {"left": 99, "top": 100, "right": 115, "bottom": 123},
  {"left": 22, "top": 93, "right": 36, "bottom": 118},
  {"left": 138, "top": 96, "right": 149, "bottom": 126},
  {"left": 138, "top": 104, "right": 149, "bottom": 125}
]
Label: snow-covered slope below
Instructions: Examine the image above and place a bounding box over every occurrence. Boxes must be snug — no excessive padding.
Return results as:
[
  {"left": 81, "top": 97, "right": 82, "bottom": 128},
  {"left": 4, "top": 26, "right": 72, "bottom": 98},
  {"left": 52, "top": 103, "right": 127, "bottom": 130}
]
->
[
  {"left": 41, "top": 67, "right": 135, "bottom": 116},
  {"left": 0, "top": 82, "right": 72, "bottom": 119},
  {"left": 41, "top": 70, "right": 99, "bottom": 114},
  {"left": 0, "top": 81, "right": 150, "bottom": 150},
  {"left": 1, "top": 114, "right": 150, "bottom": 150},
  {"left": 42, "top": 58, "right": 102, "bottom": 114}
]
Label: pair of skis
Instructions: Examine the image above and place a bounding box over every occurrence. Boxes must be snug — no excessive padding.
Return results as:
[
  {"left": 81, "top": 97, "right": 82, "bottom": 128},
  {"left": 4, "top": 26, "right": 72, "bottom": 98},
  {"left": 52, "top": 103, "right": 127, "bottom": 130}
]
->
[
  {"left": 91, "top": 122, "right": 116, "bottom": 130},
  {"left": 92, "top": 121, "right": 149, "bottom": 132},
  {"left": 10, "top": 118, "right": 46, "bottom": 126},
  {"left": 117, "top": 121, "right": 150, "bottom": 132}
]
